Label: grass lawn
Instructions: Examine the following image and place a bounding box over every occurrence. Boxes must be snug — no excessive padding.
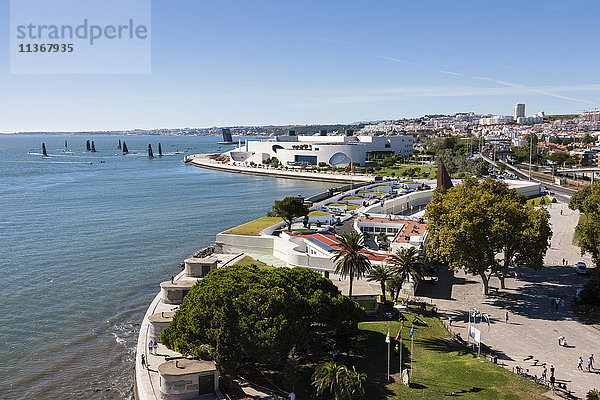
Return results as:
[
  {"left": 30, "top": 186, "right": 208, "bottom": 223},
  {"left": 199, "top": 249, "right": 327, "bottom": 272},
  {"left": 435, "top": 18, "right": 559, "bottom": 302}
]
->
[
  {"left": 371, "top": 185, "right": 392, "bottom": 190},
  {"left": 256, "top": 310, "right": 547, "bottom": 399},
  {"left": 341, "top": 195, "right": 363, "bottom": 200},
  {"left": 376, "top": 164, "right": 437, "bottom": 179},
  {"left": 345, "top": 313, "right": 547, "bottom": 399},
  {"left": 327, "top": 202, "right": 360, "bottom": 210},
  {"left": 526, "top": 195, "right": 551, "bottom": 206},
  {"left": 222, "top": 216, "right": 282, "bottom": 236},
  {"left": 232, "top": 255, "right": 271, "bottom": 268},
  {"left": 308, "top": 210, "right": 331, "bottom": 216}
]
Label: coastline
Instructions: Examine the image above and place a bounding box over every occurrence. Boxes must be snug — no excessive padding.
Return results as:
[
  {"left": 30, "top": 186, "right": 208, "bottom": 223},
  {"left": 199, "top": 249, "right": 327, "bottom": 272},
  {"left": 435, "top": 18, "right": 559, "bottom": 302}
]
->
[{"left": 185, "top": 153, "right": 375, "bottom": 184}]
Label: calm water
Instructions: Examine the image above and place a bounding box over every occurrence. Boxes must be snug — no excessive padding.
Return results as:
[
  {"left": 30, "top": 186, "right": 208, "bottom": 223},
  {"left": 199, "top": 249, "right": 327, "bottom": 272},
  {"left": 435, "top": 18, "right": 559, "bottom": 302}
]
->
[{"left": 0, "top": 135, "right": 334, "bottom": 400}]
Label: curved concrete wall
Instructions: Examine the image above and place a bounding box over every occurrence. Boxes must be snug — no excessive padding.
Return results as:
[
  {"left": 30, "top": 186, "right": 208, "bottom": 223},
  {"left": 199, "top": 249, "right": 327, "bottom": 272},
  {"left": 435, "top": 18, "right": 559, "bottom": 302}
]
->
[
  {"left": 363, "top": 189, "right": 434, "bottom": 215},
  {"left": 215, "top": 233, "right": 275, "bottom": 256}
]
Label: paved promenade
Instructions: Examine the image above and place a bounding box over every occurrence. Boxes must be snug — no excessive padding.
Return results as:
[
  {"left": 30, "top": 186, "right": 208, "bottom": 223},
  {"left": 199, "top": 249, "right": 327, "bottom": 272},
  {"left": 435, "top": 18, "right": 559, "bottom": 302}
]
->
[
  {"left": 419, "top": 202, "right": 599, "bottom": 399},
  {"left": 186, "top": 154, "right": 375, "bottom": 183}
]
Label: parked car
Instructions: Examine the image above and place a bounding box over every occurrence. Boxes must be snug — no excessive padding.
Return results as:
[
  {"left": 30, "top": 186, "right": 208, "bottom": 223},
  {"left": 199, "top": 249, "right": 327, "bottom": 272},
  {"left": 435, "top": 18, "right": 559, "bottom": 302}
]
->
[{"left": 576, "top": 262, "right": 587, "bottom": 275}]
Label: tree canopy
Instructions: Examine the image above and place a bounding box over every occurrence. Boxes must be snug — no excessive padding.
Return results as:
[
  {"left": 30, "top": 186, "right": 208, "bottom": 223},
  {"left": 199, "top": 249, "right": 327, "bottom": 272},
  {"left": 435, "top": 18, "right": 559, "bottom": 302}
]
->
[
  {"left": 425, "top": 177, "right": 551, "bottom": 294},
  {"left": 271, "top": 196, "right": 309, "bottom": 231},
  {"left": 570, "top": 182, "right": 600, "bottom": 267},
  {"left": 160, "top": 265, "right": 362, "bottom": 376}
]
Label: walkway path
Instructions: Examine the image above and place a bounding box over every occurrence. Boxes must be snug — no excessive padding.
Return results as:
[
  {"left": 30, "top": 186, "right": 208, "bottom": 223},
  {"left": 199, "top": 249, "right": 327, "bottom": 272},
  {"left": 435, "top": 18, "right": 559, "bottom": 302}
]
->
[
  {"left": 418, "top": 202, "right": 599, "bottom": 399},
  {"left": 186, "top": 154, "right": 374, "bottom": 184}
]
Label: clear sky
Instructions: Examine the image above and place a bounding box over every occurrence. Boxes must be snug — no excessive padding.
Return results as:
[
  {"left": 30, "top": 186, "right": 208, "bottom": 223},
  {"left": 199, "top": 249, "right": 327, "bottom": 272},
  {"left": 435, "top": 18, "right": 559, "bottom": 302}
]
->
[{"left": 1, "top": 0, "right": 599, "bottom": 132}]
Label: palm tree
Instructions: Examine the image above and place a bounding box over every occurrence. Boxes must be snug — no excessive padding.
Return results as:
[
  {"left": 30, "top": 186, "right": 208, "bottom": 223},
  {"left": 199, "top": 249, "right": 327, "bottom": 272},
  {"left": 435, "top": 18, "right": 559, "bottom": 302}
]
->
[
  {"left": 367, "top": 264, "right": 391, "bottom": 303},
  {"left": 312, "top": 360, "right": 366, "bottom": 400},
  {"left": 587, "top": 389, "right": 600, "bottom": 400},
  {"left": 388, "top": 247, "right": 424, "bottom": 301},
  {"left": 387, "top": 273, "right": 404, "bottom": 302},
  {"left": 346, "top": 366, "right": 366, "bottom": 397},
  {"left": 332, "top": 231, "right": 372, "bottom": 299},
  {"left": 312, "top": 360, "right": 349, "bottom": 399}
]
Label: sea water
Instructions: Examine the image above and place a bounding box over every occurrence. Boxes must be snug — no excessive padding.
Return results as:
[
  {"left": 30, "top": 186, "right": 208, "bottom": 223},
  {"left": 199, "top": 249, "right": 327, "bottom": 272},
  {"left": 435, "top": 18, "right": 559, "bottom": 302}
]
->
[{"left": 0, "top": 134, "right": 334, "bottom": 399}]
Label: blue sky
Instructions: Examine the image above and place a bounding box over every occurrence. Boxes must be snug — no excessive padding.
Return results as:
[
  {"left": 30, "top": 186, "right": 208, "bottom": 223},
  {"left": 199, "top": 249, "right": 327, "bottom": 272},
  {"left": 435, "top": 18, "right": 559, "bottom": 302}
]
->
[{"left": 1, "top": 0, "right": 599, "bottom": 132}]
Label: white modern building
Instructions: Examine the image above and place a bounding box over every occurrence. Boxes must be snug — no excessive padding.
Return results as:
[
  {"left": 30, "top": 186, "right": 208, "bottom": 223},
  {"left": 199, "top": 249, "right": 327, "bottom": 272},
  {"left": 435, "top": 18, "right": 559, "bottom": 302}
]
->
[
  {"left": 227, "top": 134, "right": 413, "bottom": 167},
  {"left": 479, "top": 115, "right": 514, "bottom": 125}
]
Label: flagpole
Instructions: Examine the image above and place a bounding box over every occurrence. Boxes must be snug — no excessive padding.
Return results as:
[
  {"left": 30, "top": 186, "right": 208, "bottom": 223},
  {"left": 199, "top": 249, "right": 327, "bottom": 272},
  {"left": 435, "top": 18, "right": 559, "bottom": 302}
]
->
[
  {"left": 387, "top": 338, "right": 390, "bottom": 382},
  {"left": 399, "top": 328, "right": 403, "bottom": 375},
  {"left": 478, "top": 314, "right": 482, "bottom": 357},
  {"left": 385, "top": 328, "right": 390, "bottom": 382},
  {"left": 410, "top": 324, "right": 414, "bottom": 378}
]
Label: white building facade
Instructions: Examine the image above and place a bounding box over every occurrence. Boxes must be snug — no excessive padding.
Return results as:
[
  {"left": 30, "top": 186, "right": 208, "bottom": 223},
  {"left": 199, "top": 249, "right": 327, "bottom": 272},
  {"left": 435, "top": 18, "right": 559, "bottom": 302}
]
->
[{"left": 227, "top": 134, "right": 413, "bottom": 167}]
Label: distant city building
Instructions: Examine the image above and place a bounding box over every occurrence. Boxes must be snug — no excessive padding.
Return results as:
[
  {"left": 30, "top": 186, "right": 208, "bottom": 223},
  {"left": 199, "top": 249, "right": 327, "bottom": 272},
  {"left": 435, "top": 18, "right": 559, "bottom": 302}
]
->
[
  {"left": 582, "top": 111, "right": 600, "bottom": 123},
  {"left": 479, "top": 115, "right": 514, "bottom": 125},
  {"left": 514, "top": 103, "right": 526, "bottom": 120},
  {"left": 516, "top": 112, "right": 544, "bottom": 125},
  {"left": 227, "top": 134, "right": 413, "bottom": 167}
]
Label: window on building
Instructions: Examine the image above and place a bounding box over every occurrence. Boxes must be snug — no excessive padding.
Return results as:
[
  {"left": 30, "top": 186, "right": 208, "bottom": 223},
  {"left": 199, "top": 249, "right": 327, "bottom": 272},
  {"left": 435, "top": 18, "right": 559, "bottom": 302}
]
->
[{"left": 295, "top": 155, "right": 318, "bottom": 164}]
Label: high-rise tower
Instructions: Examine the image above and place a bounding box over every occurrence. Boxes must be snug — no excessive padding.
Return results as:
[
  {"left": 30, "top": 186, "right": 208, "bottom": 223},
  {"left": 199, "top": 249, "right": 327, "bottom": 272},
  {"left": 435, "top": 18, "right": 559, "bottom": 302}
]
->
[{"left": 514, "top": 103, "right": 525, "bottom": 120}]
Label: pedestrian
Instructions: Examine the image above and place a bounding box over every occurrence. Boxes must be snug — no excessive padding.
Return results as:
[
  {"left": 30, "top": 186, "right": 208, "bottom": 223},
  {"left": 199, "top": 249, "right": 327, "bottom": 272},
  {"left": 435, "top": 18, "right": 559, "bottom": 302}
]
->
[
  {"left": 562, "top": 258, "right": 565, "bottom": 265},
  {"left": 288, "top": 391, "right": 296, "bottom": 400},
  {"left": 560, "top": 298, "right": 565, "bottom": 309},
  {"left": 148, "top": 340, "right": 154, "bottom": 354},
  {"left": 542, "top": 366, "right": 547, "bottom": 381},
  {"left": 171, "top": 275, "right": 174, "bottom": 284},
  {"left": 590, "top": 354, "right": 595, "bottom": 371},
  {"left": 555, "top": 299, "right": 560, "bottom": 311},
  {"left": 141, "top": 354, "right": 146, "bottom": 369},
  {"left": 550, "top": 364, "right": 555, "bottom": 377},
  {"left": 562, "top": 337, "right": 568, "bottom": 347},
  {"left": 449, "top": 316, "right": 452, "bottom": 326},
  {"left": 549, "top": 375, "right": 555, "bottom": 391},
  {"left": 505, "top": 311, "right": 509, "bottom": 323},
  {"left": 578, "top": 357, "right": 584, "bottom": 371},
  {"left": 560, "top": 209, "right": 563, "bottom": 215},
  {"left": 558, "top": 336, "right": 564, "bottom": 346}
]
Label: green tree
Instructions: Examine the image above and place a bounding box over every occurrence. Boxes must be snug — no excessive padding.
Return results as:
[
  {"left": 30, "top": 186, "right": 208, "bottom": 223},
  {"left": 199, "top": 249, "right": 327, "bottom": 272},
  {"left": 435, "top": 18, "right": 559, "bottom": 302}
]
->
[
  {"left": 271, "top": 196, "right": 309, "bottom": 231},
  {"left": 332, "top": 232, "right": 372, "bottom": 299},
  {"left": 425, "top": 178, "right": 547, "bottom": 295},
  {"left": 491, "top": 192, "right": 552, "bottom": 288},
  {"left": 312, "top": 360, "right": 366, "bottom": 400},
  {"left": 367, "top": 264, "right": 391, "bottom": 303},
  {"left": 377, "top": 232, "right": 390, "bottom": 250},
  {"left": 587, "top": 389, "right": 600, "bottom": 400},
  {"left": 387, "top": 274, "right": 404, "bottom": 302},
  {"left": 388, "top": 247, "right": 425, "bottom": 298},
  {"left": 160, "top": 266, "right": 362, "bottom": 375},
  {"left": 569, "top": 182, "right": 600, "bottom": 267},
  {"left": 215, "top": 297, "right": 242, "bottom": 378}
]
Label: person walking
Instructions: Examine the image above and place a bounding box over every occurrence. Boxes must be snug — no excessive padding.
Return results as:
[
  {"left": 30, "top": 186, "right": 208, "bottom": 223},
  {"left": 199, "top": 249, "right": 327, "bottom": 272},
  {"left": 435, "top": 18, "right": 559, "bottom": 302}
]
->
[
  {"left": 578, "top": 357, "right": 584, "bottom": 371},
  {"left": 542, "top": 366, "right": 547, "bottom": 382},
  {"left": 148, "top": 340, "right": 154, "bottom": 355},
  {"left": 549, "top": 375, "right": 555, "bottom": 391},
  {"left": 558, "top": 336, "right": 564, "bottom": 346},
  {"left": 550, "top": 364, "right": 555, "bottom": 377},
  {"left": 449, "top": 316, "right": 452, "bottom": 326},
  {"left": 505, "top": 311, "right": 509, "bottom": 323},
  {"left": 153, "top": 341, "right": 158, "bottom": 354},
  {"left": 141, "top": 354, "right": 146, "bottom": 369},
  {"left": 589, "top": 354, "right": 595, "bottom": 371}
]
